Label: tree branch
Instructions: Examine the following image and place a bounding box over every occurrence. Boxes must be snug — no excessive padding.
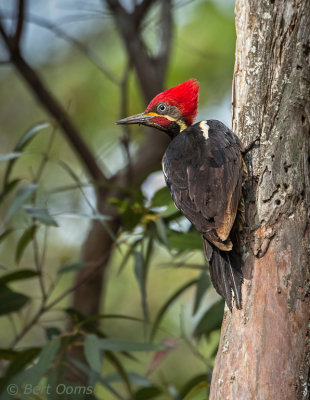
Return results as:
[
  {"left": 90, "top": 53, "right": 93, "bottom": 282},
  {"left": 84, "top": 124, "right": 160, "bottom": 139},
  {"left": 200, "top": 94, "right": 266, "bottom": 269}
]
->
[
  {"left": 133, "top": 0, "right": 157, "bottom": 22},
  {"left": 13, "top": 0, "right": 25, "bottom": 50},
  {"left": 105, "top": 0, "right": 163, "bottom": 101},
  {"left": 0, "top": 20, "right": 106, "bottom": 184},
  {"left": 0, "top": 11, "right": 120, "bottom": 84},
  {"left": 156, "top": 0, "right": 173, "bottom": 80}
]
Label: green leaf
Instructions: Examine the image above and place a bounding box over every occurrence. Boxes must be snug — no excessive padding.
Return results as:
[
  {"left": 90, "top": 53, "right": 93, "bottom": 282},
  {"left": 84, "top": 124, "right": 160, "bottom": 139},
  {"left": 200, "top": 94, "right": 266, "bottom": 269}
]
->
[
  {"left": 151, "top": 187, "right": 178, "bottom": 218},
  {"left": 18, "top": 339, "right": 60, "bottom": 399},
  {"left": 0, "top": 269, "right": 38, "bottom": 286},
  {"left": 0, "top": 229, "right": 14, "bottom": 245},
  {"left": 23, "top": 206, "right": 58, "bottom": 227},
  {"left": 155, "top": 218, "right": 169, "bottom": 248},
  {"left": 194, "top": 300, "right": 224, "bottom": 338},
  {"left": 134, "top": 386, "right": 162, "bottom": 400},
  {"left": 20, "top": 339, "right": 60, "bottom": 398},
  {"left": 118, "top": 239, "right": 142, "bottom": 275},
  {"left": 167, "top": 230, "right": 202, "bottom": 252},
  {"left": 58, "top": 262, "right": 87, "bottom": 275},
  {"left": 0, "top": 178, "right": 20, "bottom": 203},
  {"left": 121, "top": 203, "right": 145, "bottom": 231},
  {"left": 99, "top": 338, "right": 165, "bottom": 352},
  {"left": 59, "top": 212, "right": 111, "bottom": 221},
  {"left": 134, "top": 251, "right": 149, "bottom": 322},
  {"left": 151, "top": 187, "right": 171, "bottom": 207},
  {"left": 45, "top": 327, "right": 61, "bottom": 340},
  {"left": 179, "top": 374, "right": 207, "bottom": 400},
  {"left": 150, "top": 278, "right": 198, "bottom": 341},
  {"left": 192, "top": 270, "right": 210, "bottom": 315},
  {"left": 0, "top": 152, "right": 21, "bottom": 162},
  {"left": 15, "top": 122, "right": 51, "bottom": 151},
  {"left": 105, "top": 351, "right": 133, "bottom": 399},
  {"left": 0, "top": 286, "right": 29, "bottom": 316},
  {"left": 5, "top": 184, "right": 38, "bottom": 223},
  {"left": 15, "top": 226, "right": 37, "bottom": 264},
  {"left": 3, "top": 122, "right": 51, "bottom": 191},
  {"left": 84, "top": 334, "right": 102, "bottom": 374},
  {"left": 183, "top": 381, "right": 208, "bottom": 400},
  {"left": 0, "top": 349, "right": 18, "bottom": 361},
  {"left": 57, "top": 159, "right": 81, "bottom": 184},
  {"left": 103, "top": 371, "right": 150, "bottom": 387},
  {"left": 0, "top": 347, "right": 40, "bottom": 390}
]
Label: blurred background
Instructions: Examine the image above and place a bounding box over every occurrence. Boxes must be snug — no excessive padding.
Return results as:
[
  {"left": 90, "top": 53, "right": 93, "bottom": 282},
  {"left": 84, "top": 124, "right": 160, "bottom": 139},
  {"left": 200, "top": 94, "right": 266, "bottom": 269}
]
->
[{"left": 0, "top": 0, "right": 235, "bottom": 399}]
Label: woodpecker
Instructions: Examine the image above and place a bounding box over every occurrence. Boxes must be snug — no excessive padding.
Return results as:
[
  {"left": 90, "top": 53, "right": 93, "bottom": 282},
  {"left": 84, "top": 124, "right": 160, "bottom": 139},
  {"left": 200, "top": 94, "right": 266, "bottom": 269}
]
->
[{"left": 116, "top": 79, "right": 246, "bottom": 310}]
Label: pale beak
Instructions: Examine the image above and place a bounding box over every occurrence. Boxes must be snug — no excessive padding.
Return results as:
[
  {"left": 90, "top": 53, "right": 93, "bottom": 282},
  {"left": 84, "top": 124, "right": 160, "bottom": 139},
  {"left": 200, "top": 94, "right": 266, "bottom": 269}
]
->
[{"left": 116, "top": 113, "right": 153, "bottom": 126}]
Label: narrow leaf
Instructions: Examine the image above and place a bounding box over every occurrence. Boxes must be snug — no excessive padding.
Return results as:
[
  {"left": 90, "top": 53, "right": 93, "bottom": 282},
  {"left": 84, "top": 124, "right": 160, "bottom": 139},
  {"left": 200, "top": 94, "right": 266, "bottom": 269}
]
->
[
  {"left": 58, "top": 262, "right": 87, "bottom": 275},
  {"left": 1, "top": 348, "right": 40, "bottom": 389},
  {"left": 0, "top": 269, "right": 38, "bottom": 286},
  {"left": 0, "top": 178, "right": 20, "bottom": 203},
  {"left": 150, "top": 278, "right": 198, "bottom": 341},
  {"left": 15, "top": 226, "right": 37, "bottom": 264},
  {"left": 58, "top": 212, "right": 111, "bottom": 221},
  {"left": 134, "top": 386, "right": 163, "bottom": 400},
  {"left": 15, "top": 122, "right": 51, "bottom": 150},
  {"left": 45, "top": 327, "right": 61, "bottom": 340},
  {"left": 192, "top": 270, "right": 210, "bottom": 315},
  {"left": 99, "top": 338, "right": 165, "bottom": 352},
  {"left": 3, "top": 122, "right": 51, "bottom": 190},
  {"left": 23, "top": 206, "right": 58, "bottom": 226},
  {"left": 156, "top": 218, "right": 169, "bottom": 248},
  {"left": 105, "top": 351, "right": 133, "bottom": 399},
  {"left": 168, "top": 230, "right": 202, "bottom": 251},
  {"left": 0, "top": 152, "right": 21, "bottom": 162},
  {"left": 193, "top": 300, "right": 224, "bottom": 338},
  {"left": 183, "top": 381, "right": 208, "bottom": 400},
  {"left": 20, "top": 339, "right": 60, "bottom": 399},
  {"left": 0, "top": 286, "right": 30, "bottom": 316},
  {"left": 134, "top": 251, "right": 149, "bottom": 321},
  {"left": 0, "top": 349, "right": 18, "bottom": 361},
  {"left": 102, "top": 371, "right": 151, "bottom": 387},
  {"left": 0, "top": 229, "right": 14, "bottom": 245},
  {"left": 146, "top": 338, "right": 178, "bottom": 375},
  {"left": 84, "top": 334, "right": 102, "bottom": 374},
  {"left": 151, "top": 187, "right": 172, "bottom": 207},
  {"left": 5, "top": 184, "right": 38, "bottom": 223},
  {"left": 151, "top": 187, "right": 177, "bottom": 218},
  {"left": 118, "top": 239, "right": 142, "bottom": 275},
  {"left": 179, "top": 374, "right": 207, "bottom": 400}
]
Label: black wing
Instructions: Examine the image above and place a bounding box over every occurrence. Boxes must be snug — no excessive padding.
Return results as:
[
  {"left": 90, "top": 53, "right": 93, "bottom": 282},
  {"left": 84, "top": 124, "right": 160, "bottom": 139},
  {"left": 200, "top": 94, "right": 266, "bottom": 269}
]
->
[{"left": 162, "top": 120, "right": 243, "bottom": 250}]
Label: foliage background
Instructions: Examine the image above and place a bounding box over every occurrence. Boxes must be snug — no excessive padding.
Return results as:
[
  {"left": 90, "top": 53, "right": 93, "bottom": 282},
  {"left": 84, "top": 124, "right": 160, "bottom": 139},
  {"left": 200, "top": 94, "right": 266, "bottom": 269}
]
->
[{"left": 0, "top": 0, "right": 235, "bottom": 399}]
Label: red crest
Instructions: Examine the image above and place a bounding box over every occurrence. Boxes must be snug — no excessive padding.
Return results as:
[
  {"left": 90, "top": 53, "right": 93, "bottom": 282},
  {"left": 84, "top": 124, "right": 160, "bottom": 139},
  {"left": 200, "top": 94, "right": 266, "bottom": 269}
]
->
[{"left": 146, "top": 79, "right": 200, "bottom": 126}]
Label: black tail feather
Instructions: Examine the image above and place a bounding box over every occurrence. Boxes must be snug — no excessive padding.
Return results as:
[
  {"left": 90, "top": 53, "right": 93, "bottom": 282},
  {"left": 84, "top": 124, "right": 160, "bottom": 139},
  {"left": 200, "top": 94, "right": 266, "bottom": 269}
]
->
[{"left": 203, "top": 238, "right": 243, "bottom": 310}]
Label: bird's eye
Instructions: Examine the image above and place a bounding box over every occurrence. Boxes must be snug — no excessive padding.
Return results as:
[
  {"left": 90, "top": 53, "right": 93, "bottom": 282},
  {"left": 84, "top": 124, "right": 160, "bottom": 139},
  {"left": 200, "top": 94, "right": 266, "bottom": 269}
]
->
[{"left": 157, "top": 103, "right": 167, "bottom": 113}]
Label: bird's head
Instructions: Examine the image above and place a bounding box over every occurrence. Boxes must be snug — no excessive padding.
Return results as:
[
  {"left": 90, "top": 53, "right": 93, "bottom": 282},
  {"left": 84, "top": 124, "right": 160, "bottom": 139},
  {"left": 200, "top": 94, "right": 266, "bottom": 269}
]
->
[{"left": 116, "top": 79, "right": 200, "bottom": 138}]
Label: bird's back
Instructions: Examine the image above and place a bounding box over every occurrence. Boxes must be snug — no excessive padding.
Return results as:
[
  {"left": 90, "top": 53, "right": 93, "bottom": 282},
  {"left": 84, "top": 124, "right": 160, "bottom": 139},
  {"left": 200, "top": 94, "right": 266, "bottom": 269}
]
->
[
  {"left": 162, "top": 119, "right": 245, "bottom": 309},
  {"left": 162, "top": 119, "right": 243, "bottom": 248}
]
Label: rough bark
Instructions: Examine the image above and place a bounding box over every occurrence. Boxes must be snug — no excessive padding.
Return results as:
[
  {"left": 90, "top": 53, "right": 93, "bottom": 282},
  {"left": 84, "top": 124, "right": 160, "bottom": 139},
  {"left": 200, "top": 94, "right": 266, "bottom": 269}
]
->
[{"left": 210, "top": 1, "right": 310, "bottom": 399}]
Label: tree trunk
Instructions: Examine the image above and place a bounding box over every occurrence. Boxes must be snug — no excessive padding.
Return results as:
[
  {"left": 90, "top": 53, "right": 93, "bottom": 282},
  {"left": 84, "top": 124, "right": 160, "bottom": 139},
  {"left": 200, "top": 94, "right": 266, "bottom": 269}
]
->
[{"left": 210, "top": 1, "right": 310, "bottom": 399}]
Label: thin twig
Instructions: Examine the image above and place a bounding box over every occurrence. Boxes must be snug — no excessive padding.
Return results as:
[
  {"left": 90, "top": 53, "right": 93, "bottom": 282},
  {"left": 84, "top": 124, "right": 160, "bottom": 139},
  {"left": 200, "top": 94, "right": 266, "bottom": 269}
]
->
[
  {"left": 31, "top": 126, "right": 57, "bottom": 301},
  {"left": 11, "top": 251, "right": 111, "bottom": 348},
  {"left": 32, "top": 234, "right": 47, "bottom": 300},
  {"left": 119, "top": 60, "right": 133, "bottom": 181}
]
